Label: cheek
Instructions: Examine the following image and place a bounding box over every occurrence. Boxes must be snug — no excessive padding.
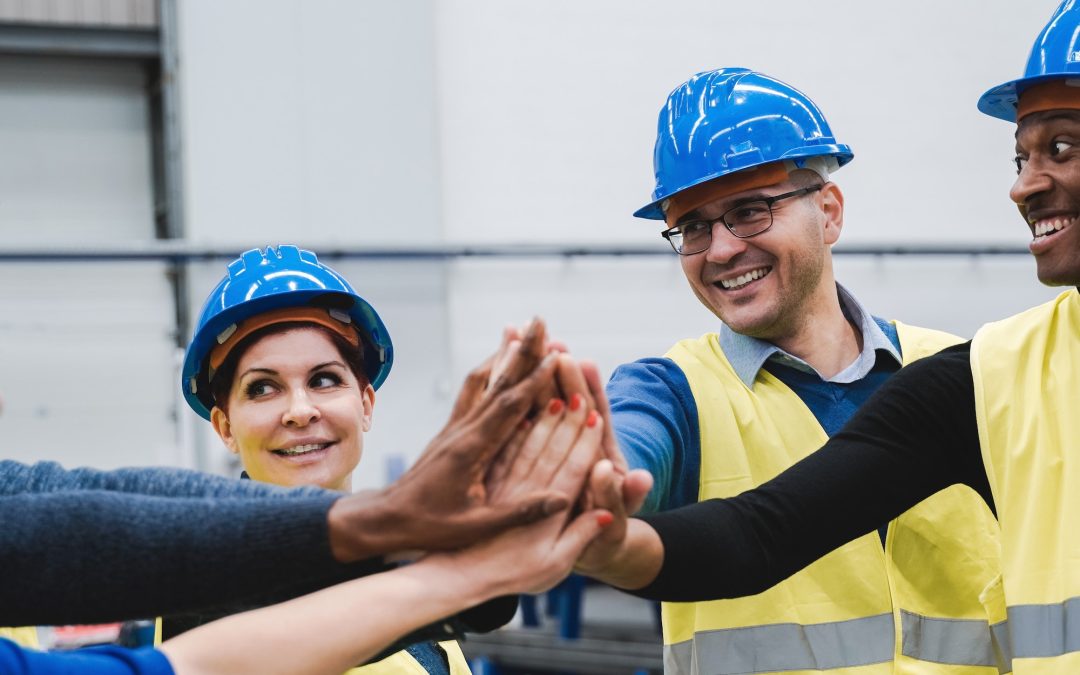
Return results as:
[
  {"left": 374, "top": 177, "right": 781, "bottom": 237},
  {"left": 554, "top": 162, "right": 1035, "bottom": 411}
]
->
[{"left": 229, "top": 409, "right": 279, "bottom": 451}]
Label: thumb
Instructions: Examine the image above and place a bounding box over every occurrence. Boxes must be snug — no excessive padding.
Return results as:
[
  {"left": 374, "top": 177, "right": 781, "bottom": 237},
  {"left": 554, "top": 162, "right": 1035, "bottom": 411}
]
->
[
  {"left": 551, "top": 508, "right": 614, "bottom": 564},
  {"left": 466, "top": 491, "right": 571, "bottom": 539},
  {"left": 622, "top": 469, "right": 654, "bottom": 515}
]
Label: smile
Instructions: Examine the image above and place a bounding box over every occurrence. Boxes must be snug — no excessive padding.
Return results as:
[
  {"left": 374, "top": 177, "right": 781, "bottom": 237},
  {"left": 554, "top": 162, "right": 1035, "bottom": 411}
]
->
[
  {"left": 1030, "top": 216, "right": 1075, "bottom": 239},
  {"left": 717, "top": 267, "right": 772, "bottom": 291},
  {"left": 272, "top": 442, "right": 332, "bottom": 457}
]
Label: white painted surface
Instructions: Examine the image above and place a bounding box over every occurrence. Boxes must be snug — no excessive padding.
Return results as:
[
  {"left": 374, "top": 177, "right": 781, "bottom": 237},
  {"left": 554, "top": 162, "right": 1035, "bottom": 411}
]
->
[{"left": 2, "top": 0, "right": 1068, "bottom": 482}]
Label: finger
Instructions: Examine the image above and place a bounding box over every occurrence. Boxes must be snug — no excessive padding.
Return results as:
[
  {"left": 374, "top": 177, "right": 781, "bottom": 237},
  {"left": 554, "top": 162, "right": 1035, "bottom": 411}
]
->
[
  {"left": 469, "top": 352, "right": 559, "bottom": 458},
  {"left": 555, "top": 354, "right": 591, "bottom": 406},
  {"left": 581, "top": 359, "right": 627, "bottom": 472},
  {"left": 485, "top": 318, "right": 547, "bottom": 398},
  {"left": 486, "top": 326, "right": 522, "bottom": 391},
  {"left": 496, "top": 398, "right": 565, "bottom": 497},
  {"left": 458, "top": 490, "right": 572, "bottom": 543},
  {"left": 550, "top": 509, "right": 614, "bottom": 571},
  {"left": 548, "top": 407, "right": 604, "bottom": 499},
  {"left": 622, "top": 469, "right": 654, "bottom": 516},
  {"left": 527, "top": 393, "right": 591, "bottom": 489},
  {"left": 486, "top": 418, "right": 534, "bottom": 499}
]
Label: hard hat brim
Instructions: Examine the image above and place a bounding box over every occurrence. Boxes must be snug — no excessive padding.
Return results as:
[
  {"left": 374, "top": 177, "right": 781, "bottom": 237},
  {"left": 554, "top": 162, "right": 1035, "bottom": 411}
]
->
[{"left": 977, "top": 73, "right": 1080, "bottom": 122}]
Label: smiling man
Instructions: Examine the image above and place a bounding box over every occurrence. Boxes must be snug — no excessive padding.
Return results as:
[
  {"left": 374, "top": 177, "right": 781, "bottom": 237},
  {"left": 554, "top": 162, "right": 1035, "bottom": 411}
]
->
[
  {"left": 578, "top": 4, "right": 1080, "bottom": 674},
  {"left": 598, "top": 69, "right": 1004, "bottom": 675}
]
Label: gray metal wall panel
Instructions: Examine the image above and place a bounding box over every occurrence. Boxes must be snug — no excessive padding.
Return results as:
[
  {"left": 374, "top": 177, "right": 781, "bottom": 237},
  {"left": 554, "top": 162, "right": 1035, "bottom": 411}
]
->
[{"left": 0, "top": 0, "right": 157, "bottom": 27}]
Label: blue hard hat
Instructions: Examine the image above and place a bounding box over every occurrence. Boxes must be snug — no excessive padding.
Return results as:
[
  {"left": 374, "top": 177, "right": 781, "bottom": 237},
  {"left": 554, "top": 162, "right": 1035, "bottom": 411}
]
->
[
  {"left": 978, "top": 1, "right": 1080, "bottom": 122},
  {"left": 181, "top": 245, "right": 393, "bottom": 420},
  {"left": 635, "top": 68, "right": 854, "bottom": 220}
]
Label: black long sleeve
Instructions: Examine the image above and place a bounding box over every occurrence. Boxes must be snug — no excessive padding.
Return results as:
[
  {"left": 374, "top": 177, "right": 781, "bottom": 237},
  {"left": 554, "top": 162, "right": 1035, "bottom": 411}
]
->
[{"left": 634, "top": 342, "right": 993, "bottom": 601}]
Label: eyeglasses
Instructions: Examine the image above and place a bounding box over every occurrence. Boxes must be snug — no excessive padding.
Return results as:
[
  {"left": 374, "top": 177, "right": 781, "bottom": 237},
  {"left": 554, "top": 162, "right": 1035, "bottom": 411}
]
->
[{"left": 661, "top": 184, "right": 824, "bottom": 255}]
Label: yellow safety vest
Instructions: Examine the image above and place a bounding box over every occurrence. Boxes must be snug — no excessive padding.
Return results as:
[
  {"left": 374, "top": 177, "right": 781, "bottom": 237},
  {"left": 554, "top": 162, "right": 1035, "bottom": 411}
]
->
[
  {"left": 971, "top": 289, "right": 1080, "bottom": 674},
  {"left": 664, "top": 322, "right": 1004, "bottom": 675},
  {"left": 0, "top": 627, "right": 39, "bottom": 649},
  {"left": 154, "top": 617, "right": 470, "bottom": 674}
]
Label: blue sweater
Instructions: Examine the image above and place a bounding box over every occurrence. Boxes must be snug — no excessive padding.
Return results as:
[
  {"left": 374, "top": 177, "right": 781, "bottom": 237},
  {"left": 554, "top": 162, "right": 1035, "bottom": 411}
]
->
[
  {"left": 0, "top": 638, "right": 172, "bottom": 674},
  {"left": 0, "top": 460, "right": 368, "bottom": 626}
]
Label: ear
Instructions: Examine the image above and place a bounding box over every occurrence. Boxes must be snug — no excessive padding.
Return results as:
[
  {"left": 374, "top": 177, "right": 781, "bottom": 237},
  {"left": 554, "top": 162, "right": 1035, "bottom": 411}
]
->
[
  {"left": 210, "top": 406, "right": 240, "bottom": 455},
  {"left": 820, "top": 182, "right": 845, "bottom": 246},
  {"left": 360, "top": 384, "right": 375, "bottom": 432}
]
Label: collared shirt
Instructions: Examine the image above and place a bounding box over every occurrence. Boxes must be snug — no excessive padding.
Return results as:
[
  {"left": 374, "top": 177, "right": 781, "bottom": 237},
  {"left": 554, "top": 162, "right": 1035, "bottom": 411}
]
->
[{"left": 718, "top": 284, "right": 903, "bottom": 389}]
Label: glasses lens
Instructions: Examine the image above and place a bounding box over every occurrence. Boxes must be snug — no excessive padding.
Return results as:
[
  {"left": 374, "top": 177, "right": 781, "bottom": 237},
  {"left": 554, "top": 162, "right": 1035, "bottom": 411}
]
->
[
  {"left": 666, "top": 230, "right": 685, "bottom": 254},
  {"left": 679, "top": 222, "right": 712, "bottom": 254},
  {"left": 724, "top": 200, "right": 773, "bottom": 238}
]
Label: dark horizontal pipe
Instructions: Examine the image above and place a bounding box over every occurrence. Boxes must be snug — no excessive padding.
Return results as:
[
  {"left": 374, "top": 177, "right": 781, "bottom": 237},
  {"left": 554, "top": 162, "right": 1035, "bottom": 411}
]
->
[{"left": 0, "top": 243, "right": 1031, "bottom": 262}]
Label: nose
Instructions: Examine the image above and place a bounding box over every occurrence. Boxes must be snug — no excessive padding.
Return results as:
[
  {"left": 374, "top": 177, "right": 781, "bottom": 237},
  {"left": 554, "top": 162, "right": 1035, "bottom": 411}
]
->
[
  {"left": 282, "top": 390, "right": 320, "bottom": 427},
  {"left": 703, "top": 221, "right": 749, "bottom": 264},
  {"left": 1010, "top": 157, "right": 1054, "bottom": 207}
]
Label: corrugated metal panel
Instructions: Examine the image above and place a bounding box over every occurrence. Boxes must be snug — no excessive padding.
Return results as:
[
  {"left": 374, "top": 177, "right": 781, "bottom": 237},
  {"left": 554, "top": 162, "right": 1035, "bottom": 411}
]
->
[{"left": 0, "top": 0, "right": 158, "bottom": 28}]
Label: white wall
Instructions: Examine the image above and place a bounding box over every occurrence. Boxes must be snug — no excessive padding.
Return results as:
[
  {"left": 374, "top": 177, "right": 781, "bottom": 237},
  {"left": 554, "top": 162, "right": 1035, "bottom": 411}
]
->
[{"left": 5, "top": 0, "right": 1066, "bottom": 477}]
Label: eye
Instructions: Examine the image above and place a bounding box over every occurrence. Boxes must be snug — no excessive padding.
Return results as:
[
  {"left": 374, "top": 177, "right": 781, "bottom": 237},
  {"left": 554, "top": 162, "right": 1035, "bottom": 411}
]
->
[
  {"left": 729, "top": 204, "right": 768, "bottom": 221},
  {"left": 244, "top": 379, "right": 278, "bottom": 399},
  {"left": 310, "top": 371, "right": 344, "bottom": 389},
  {"left": 680, "top": 220, "right": 710, "bottom": 236},
  {"left": 1051, "top": 140, "right": 1074, "bottom": 156},
  {"left": 1015, "top": 155, "right": 1027, "bottom": 174}
]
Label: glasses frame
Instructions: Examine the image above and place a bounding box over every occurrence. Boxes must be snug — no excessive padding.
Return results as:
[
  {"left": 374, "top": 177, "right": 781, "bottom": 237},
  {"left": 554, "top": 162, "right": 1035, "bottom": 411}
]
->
[{"left": 661, "top": 184, "right": 824, "bottom": 255}]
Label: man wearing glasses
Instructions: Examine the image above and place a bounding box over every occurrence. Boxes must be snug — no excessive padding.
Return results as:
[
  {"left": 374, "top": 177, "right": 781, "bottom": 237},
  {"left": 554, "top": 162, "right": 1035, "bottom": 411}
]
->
[{"left": 597, "top": 68, "right": 1004, "bottom": 674}]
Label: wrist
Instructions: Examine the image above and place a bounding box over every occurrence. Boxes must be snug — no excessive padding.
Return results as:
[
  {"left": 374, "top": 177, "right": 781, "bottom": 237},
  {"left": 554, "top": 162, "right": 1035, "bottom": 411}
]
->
[{"left": 327, "top": 490, "right": 399, "bottom": 562}]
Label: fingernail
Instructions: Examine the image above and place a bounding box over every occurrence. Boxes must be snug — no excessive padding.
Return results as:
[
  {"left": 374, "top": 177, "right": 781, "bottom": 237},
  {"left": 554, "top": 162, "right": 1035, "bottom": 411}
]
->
[
  {"left": 569, "top": 393, "right": 583, "bottom": 411},
  {"left": 586, "top": 410, "right": 598, "bottom": 427},
  {"left": 548, "top": 398, "right": 564, "bottom": 415},
  {"left": 596, "top": 512, "right": 614, "bottom": 527}
]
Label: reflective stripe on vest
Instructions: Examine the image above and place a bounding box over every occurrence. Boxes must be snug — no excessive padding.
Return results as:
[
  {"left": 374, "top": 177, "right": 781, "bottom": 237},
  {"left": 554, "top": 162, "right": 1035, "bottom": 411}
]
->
[
  {"left": 900, "top": 610, "right": 1007, "bottom": 670},
  {"left": 1007, "top": 596, "right": 1080, "bottom": 660},
  {"left": 665, "top": 613, "right": 894, "bottom": 675}
]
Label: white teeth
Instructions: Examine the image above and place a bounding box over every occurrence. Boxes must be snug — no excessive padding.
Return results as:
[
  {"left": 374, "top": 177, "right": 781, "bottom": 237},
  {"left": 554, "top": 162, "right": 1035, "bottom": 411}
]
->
[
  {"left": 275, "top": 443, "right": 329, "bottom": 456},
  {"left": 1033, "top": 217, "right": 1074, "bottom": 238},
  {"left": 719, "top": 267, "right": 770, "bottom": 290}
]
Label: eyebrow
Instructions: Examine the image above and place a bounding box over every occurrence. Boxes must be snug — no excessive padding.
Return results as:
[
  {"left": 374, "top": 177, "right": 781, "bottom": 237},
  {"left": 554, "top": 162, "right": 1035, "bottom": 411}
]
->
[
  {"left": 1015, "top": 112, "right": 1080, "bottom": 138},
  {"left": 238, "top": 361, "right": 346, "bottom": 381},
  {"left": 676, "top": 192, "right": 774, "bottom": 225}
]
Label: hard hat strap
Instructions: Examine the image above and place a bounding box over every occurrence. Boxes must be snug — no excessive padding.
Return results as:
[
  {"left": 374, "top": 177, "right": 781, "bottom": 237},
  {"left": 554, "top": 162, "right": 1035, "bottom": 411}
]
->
[
  {"left": 208, "top": 306, "right": 360, "bottom": 379},
  {"left": 1017, "top": 79, "right": 1080, "bottom": 120}
]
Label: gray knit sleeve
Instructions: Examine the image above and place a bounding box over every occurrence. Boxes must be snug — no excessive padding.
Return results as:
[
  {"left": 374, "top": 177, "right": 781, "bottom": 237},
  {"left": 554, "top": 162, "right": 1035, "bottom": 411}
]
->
[
  {"left": 0, "top": 489, "right": 383, "bottom": 626},
  {"left": 0, "top": 460, "right": 329, "bottom": 499}
]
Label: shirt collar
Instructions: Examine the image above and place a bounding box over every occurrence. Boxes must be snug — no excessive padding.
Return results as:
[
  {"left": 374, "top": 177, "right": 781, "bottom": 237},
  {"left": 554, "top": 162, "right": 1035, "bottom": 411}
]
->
[{"left": 718, "top": 283, "right": 902, "bottom": 388}]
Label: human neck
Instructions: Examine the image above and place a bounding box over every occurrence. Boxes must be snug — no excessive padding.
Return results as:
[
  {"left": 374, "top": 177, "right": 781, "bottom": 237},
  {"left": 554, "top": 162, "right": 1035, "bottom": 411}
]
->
[{"left": 766, "top": 287, "right": 862, "bottom": 380}]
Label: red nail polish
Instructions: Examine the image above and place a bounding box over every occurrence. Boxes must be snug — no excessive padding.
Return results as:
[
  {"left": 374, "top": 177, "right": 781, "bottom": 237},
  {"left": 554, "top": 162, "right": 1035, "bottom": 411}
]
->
[
  {"left": 596, "top": 512, "right": 614, "bottom": 527},
  {"left": 548, "top": 398, "right": 564, "bottom": 415},
  {"left": 586, "top": 410, "right": 598, "bottom": 427},
  {"left": 569, "top": 393, "right": 583, "bottom": 411}
]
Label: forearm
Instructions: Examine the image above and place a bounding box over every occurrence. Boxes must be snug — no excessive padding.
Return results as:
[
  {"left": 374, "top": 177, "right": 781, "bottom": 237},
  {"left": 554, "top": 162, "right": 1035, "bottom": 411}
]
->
[
  {"left": 576, "top": 519, "right": 664, "bottom": 590},
  {"left": 161, "top": 558, "right": 495, "bottom": 675},
  {"left": 0, "top": 460, "right": 327, "bottom": 499},
  {"left": 0, "top": 491, "right": 382, "bottom": 625}
]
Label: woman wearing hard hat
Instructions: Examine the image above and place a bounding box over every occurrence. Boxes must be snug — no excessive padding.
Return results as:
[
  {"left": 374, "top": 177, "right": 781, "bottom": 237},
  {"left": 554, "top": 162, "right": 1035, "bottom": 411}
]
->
[{"left": 167, "top": 244, "right": 468, "bottom": 674}]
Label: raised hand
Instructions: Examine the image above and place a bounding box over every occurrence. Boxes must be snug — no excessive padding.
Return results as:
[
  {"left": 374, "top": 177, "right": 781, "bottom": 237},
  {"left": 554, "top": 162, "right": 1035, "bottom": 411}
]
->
[{"left": 327, "top": 319, "right": 573, "bottom": 561}]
